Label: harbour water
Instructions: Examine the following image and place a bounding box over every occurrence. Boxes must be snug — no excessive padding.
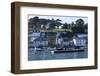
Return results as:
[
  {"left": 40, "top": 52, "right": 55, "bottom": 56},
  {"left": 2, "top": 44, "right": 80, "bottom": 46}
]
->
[{"left": 28, "top": 49, "right": 88, "bottom": 61}]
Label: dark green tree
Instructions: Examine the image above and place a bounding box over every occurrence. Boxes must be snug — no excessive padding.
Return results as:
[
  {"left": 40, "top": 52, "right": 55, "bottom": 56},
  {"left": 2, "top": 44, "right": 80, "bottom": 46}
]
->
[
  {"left": 84, "top": 23, "right": 88, "bottom": 33},
  {"left": 72, "top": 19, "right": 85, "bottom": 33},
  {"left": 62, "top": 23, "right": 68, "bottom": 29},
  {"left": 76, "top": 19, "right": 84, "bottom": 27}
]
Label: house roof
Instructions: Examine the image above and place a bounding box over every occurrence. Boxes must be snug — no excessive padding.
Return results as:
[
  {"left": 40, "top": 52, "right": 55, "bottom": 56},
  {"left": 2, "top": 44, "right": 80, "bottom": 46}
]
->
[
  {"left": 63, "top": 38, "right": 69, "bottom": 41},
  {"left": 76, "top": 37, "right": 87, "bottom": 40},
  {"left": 34, "top": 37, "right": 47, "bottom": 41}
]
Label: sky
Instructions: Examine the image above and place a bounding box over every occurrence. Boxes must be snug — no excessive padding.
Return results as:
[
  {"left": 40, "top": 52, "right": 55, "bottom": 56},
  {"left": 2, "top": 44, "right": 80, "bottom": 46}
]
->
[{"left": 28, "top": 15, "right": 88, "bottom": 24}]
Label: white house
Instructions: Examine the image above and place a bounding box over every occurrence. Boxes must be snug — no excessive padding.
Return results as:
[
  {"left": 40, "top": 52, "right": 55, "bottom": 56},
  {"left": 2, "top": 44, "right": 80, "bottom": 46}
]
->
[
  {"left": 73, "top": 37, "right": 87, "bottom": 47},
  {"left": 63, "top": 38, "right": 70, "bottom": 46},
  {"left": 33, "top": 37, "right": 48, "bottom": 47}
]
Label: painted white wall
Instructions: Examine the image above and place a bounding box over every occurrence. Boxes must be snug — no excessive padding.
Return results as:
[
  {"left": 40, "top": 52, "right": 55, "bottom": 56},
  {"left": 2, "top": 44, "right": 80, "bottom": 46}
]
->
[{"left": 0, "top": 0, "right": 100, "bottom": 76}]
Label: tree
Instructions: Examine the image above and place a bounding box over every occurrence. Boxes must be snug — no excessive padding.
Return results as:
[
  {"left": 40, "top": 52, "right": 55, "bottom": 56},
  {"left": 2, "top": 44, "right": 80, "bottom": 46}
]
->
[
  {"left": 84, "top": 23, "right": 88, "bottom": 33},
  {"left": 72, "top": 19, "right": 85, "bottom": 33},
  {"left": 45, "top": 18, "right": 62, "bottom": 29},
  {"left": 76, "top": 19, "right": 84, "bottom": 27},
  {"left": 55, "top": 19, "right": 62, "bottom": 28},
  {"left": 62, "top": 23, "right": 68, "bottom": 29},
  {"left": 70, "top": 22, "right": 75, "bottom": 28},
  {"left": 28, "top": 16, "right": 40, "bottom": 32}
]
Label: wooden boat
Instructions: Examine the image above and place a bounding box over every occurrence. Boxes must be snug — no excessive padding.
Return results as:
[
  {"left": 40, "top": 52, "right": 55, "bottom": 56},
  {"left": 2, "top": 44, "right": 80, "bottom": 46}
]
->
[{"left": 54, "top": 48, "right": 84, "bottom": 53}]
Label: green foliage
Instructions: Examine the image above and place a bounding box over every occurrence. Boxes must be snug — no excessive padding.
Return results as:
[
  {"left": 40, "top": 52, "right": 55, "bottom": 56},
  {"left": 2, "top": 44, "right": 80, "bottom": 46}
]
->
[{"left": 28, "top": 17, "right": 88, "bottom": 34}]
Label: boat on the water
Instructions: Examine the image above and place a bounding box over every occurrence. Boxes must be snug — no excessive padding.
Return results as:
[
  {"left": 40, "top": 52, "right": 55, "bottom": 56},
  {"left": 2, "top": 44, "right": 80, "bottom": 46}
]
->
[
  {"left": 54, "top": 48, "right": 84, "bottom": 53},
  {"left": 52, "top": 46, "right": 85, "bottom": 53}
]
